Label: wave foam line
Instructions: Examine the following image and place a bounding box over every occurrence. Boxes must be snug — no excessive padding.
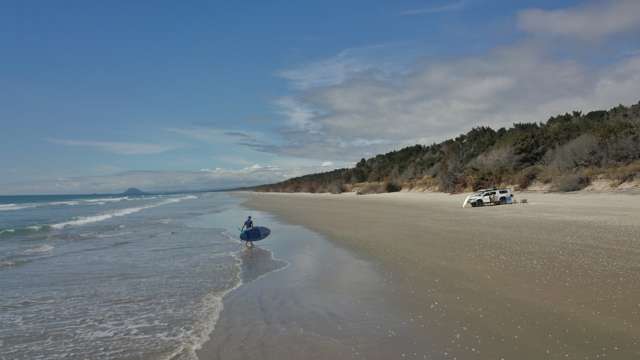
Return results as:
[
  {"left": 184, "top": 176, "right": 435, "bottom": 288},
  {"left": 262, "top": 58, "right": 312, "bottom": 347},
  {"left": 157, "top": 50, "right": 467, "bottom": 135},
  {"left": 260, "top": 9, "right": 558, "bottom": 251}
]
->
[
  {"left": 0, "top": 196, "right": 151, "bottom": 212},
  {"left": 84, "top": 197, "right": 130, "bottom": 203},
  {"left": 0, "top": 204, "right": 37, "bottom": 211},
  {"left": 23, "top": 244, "right": 55, "bottom": 254},
  {"left": 161, "top": 254, "right": 243, "bottom": 360},
  {"left": 51, "top": 195, "right": 197, "bottom": 229}
]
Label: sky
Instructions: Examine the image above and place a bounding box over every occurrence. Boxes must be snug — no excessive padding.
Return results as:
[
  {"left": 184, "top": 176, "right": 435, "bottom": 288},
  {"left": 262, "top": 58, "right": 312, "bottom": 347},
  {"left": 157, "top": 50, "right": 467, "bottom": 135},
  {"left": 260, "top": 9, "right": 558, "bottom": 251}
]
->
[{"left": 1, "top": 0, "right": 639, "bottom": 194}]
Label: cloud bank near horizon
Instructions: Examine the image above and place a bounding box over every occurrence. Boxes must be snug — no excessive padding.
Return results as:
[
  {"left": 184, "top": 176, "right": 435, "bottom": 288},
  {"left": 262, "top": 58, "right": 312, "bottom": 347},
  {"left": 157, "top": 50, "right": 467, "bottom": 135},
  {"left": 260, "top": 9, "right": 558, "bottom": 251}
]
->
[{"left": 0, "top": 163, "right": 342, "bottom": 195}]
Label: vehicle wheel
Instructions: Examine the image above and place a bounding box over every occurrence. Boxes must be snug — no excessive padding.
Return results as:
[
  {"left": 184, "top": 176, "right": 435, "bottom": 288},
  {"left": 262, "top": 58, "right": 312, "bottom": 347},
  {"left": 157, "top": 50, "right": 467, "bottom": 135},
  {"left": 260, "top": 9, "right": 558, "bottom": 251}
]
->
[
  {"left": 476, "top": 200, "right": 484, "bottom": 207},
  {"left": 499, "top": 197, "right": 507, "bottom": 205}
]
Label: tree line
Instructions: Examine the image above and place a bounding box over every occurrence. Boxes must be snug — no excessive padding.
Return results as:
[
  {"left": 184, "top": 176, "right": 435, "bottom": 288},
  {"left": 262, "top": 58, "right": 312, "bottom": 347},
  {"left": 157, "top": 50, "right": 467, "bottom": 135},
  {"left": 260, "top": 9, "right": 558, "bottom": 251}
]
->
[{"left": 254, "top": 101, "right": 640, "bottom": 194}]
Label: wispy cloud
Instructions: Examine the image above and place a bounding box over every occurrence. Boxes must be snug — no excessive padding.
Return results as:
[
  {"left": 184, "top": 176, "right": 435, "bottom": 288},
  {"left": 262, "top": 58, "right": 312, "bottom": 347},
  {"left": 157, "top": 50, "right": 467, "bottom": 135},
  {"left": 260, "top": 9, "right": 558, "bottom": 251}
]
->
[
  {"left": 275, "top": 97, "right": 322, "bottom": 133},
  {"left": 518, "top": 0, "right": 640, "bottom": 40},
  {"left": 166, "top": 127, "right": 275, "bottom": 154},
  {"left": 400, "top": 1, "right": 466, "bottom": 16},
  {"left": 48, "top": 139, "right": 178, "bottom": 155},
  {"left": 623, "top": 49, "right": 640, "bottom": 57},
  {"left": 278, "top": 43, "right": 417, "bottom": 90}
]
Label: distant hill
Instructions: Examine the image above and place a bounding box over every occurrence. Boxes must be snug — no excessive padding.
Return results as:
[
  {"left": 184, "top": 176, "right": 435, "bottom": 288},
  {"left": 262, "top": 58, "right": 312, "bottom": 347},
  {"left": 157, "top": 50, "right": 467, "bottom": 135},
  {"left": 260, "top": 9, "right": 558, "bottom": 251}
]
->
[
  {"left": 121, "top": 188, "right": 148, "bottom": 196},
  {"left": 255, "top": 101, "right": 640, "bottom": 194}
]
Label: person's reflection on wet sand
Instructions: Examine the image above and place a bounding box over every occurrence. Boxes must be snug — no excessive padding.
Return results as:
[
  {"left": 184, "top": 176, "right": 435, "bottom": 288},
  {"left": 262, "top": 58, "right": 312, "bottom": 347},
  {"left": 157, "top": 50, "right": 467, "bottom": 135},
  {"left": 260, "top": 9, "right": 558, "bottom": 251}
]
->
[{"left": 240, "top": 246, "right": 287, "bottom": 283}]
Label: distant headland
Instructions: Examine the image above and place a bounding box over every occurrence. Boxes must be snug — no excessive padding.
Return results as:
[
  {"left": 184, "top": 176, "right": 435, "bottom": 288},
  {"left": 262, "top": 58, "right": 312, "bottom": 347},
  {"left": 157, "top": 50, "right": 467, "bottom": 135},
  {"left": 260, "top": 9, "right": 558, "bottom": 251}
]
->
[{"left": 120, "top": 188, "right": 148, "bottom": 196}]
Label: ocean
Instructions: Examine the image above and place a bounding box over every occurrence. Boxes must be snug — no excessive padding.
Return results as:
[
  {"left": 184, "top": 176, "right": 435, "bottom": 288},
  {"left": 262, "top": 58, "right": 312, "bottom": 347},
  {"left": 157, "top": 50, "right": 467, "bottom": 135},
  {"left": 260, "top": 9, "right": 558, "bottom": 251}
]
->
[{"left": 0, "top": 192, "right": 273, "bottom": 360}]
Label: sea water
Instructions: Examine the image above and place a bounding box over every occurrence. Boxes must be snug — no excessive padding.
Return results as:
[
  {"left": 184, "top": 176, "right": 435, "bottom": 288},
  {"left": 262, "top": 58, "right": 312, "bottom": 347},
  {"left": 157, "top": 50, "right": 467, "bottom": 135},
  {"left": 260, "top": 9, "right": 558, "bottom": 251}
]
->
[{"left": 0, "top": 192, "right": 255, "bottom": 359}]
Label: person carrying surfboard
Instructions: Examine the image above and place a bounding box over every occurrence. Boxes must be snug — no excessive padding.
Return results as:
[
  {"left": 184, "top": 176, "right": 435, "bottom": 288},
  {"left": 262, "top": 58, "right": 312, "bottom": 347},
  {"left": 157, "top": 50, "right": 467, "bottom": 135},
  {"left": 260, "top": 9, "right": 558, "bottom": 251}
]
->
[
  {"left": 240, "top": 216, "right": 256, "bottom": 248},
  {"left": 239, "top": 217, "right": 271, "bottom": 248},
  {"left": 241, "top": 216, "right": 253, "bottom": 231}
]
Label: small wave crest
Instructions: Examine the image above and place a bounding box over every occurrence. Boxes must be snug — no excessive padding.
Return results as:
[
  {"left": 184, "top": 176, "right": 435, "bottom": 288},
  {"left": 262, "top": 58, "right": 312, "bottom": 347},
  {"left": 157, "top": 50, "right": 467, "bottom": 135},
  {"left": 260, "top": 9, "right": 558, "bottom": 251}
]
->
[
  {"left": 51, "top": 195, "right": 197, "bottom": 229},
  {"left": 48, "top": 201, "right": 81, "bottom": 206},
  {"left": 0, "top": 225, "right": 50, "bottom": 238},
  {"left": 0, "top": 203, "right": 37, "bottom": 211},
  {"left": 0, "top": 258, "right": 31, "bottom": 269},
  {"left": 0, "top": 196, "right": 152, "bottom": 212},
  {"left": 84, "top": 197, "right": 130, "bottom": 203},
  {"left": 23, "top": 244, "right": 54, "bottom": 255},
  {"left": 0, "top": 201, "right": 80, "bottom": 211}
]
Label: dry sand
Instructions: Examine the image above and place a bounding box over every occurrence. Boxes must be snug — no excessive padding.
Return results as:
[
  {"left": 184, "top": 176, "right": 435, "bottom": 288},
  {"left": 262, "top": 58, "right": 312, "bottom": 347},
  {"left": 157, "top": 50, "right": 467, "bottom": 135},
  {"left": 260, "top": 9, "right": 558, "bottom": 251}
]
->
[{"left": 240, "top": 191, "right": 640, "bottom": 359}]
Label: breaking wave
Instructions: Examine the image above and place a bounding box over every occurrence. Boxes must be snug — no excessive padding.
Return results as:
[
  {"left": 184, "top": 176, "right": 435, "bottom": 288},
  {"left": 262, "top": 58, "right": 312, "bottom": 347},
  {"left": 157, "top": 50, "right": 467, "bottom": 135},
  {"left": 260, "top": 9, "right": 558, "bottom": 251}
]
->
[
  {"left": 0, "top": 204, "right": 37, "bottom": 211},
  {"left": 51, "top": 196, "right": 197, "bottom": 229}
]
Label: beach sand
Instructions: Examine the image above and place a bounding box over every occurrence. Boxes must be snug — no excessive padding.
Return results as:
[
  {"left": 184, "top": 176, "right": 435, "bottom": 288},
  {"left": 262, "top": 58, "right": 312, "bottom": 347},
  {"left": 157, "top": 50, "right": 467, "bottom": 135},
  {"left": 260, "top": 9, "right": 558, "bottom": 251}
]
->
[{"left": 218, "top": 191, "right": 640, "bottom": 360}]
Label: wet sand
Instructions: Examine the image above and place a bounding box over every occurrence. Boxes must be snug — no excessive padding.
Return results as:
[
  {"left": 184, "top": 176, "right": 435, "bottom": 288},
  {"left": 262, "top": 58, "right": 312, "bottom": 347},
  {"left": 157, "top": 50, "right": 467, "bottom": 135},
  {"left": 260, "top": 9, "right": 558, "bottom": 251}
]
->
[
  {"left": 229, "top": 191, "right": 640, "bottom": 360},
  {"left": 196, "top": 207, "right": 439, "bottom": 360}
]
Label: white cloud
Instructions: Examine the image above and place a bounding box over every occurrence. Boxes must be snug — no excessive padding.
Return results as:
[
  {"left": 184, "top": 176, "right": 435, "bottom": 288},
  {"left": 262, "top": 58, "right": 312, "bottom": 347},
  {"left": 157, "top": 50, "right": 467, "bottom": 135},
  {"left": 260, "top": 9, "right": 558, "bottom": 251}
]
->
[
  {"left": 275, "top": 97, "right": 322, "bottom": 133},
  {"left": 166, "top": 127, "right": 273, "bottom": 152},
  {"left": 278, "top": 44, "right": 417, "bottom": 90},
  {"left": 49, "top": 139, "right": 177, "bottom": 155},
  {"left": 624, "top": 49, "right": 640, "bottom": 57},
  {"left": 321, "top": 161, "right": 334, "bottom": 167},
  {"left": 267, "top": 44, "right": 640, "bottom": 160},
  {"left": 401, "top": 1, "right": 466, "bottom": 16},
  {"left": 518, "top": 0, "right": 640, "bottom": 40}
]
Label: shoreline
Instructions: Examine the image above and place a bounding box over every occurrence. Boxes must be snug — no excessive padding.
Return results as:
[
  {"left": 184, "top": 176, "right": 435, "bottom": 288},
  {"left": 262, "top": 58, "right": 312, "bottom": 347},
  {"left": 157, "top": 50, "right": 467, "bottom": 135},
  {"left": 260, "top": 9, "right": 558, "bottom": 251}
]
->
[
  {"left": 196, "top": 204, "right": 436, "bottom": 360},
  {"left": 239, "top": 190, "right": 640, "bottom": 359}
]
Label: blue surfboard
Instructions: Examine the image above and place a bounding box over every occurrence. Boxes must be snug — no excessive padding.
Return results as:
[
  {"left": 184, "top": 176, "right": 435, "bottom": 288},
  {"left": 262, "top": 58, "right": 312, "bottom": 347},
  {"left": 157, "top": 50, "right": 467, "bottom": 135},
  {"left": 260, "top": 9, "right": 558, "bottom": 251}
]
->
[{"left": 240, "top": 226, "right": 271, "bottom": 242}]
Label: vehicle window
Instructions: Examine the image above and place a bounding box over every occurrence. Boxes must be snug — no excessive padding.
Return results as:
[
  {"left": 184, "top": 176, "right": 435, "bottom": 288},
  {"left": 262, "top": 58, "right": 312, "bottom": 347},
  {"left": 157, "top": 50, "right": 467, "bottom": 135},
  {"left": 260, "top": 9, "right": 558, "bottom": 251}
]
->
[
  {"left": 499, "top": 190, "right": 508, "bottom": 194},
  {"left": 485, "top": 192, "right": 495, "bottom": 196}
]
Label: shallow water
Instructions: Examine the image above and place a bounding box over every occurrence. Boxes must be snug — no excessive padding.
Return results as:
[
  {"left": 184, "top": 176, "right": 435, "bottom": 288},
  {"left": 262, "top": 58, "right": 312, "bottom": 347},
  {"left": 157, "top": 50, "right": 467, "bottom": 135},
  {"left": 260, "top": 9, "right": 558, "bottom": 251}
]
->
[{"left": 0, "top": 192, "right": 281, "bottom": 360}]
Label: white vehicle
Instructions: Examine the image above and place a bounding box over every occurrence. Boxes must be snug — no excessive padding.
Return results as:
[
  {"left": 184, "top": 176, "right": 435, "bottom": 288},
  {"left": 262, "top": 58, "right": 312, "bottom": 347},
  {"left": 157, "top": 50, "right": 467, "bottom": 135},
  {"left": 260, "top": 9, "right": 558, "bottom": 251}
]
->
[{"left": 463, "top": 188, "right": 514, "bottom": 208}]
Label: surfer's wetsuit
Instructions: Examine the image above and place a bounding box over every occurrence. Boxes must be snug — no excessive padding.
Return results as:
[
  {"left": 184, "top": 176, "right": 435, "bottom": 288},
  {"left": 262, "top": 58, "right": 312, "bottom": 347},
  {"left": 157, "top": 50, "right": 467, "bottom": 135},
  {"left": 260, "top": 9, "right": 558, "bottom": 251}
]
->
[{"left": 241, "top": 217, "right": 255, "bottom": 247}]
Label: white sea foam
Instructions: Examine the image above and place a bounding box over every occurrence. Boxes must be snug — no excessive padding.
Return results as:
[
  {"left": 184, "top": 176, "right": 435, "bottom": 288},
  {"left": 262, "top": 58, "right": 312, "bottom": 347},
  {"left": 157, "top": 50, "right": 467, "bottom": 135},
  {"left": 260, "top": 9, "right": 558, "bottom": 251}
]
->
[
  {"left": 0, "top": 196, "right": 158, "bottom": 212},
  {"left": 164, "top": 230, "right": 290, "bottom": 360},
  {"left": 0, "top": 260, "right": 16, "bottom": 268},
  {"left": 1, "top": 201, "right": 80, "bottom": 211},
  {"left": 84, "top": 197, "right": 130, "bottom": 203},
  {"left": 48, "top": 201, "right": 81, "bottom": 206},
  {"left": 23, "top": 245, "right": 54, "bottom": 254},
  {"left": 162, "top": 256, "right": 243, "bottom": 360},
  {"left": 51, "top": 195, "right": 197, "bottom": 229},
  {"left": 95, "top": 232, "right": 132, "bottom": 239},
  {"left": 0, "top": 204, "right": 36, "bottom": 211}
]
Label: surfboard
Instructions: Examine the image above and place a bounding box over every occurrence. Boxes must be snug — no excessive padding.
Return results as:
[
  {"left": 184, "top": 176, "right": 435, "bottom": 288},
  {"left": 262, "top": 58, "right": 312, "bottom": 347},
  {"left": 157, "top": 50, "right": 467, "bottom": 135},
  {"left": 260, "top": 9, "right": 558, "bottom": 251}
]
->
[{"left": 240, "top": 226, "right": 271, "bottom": 242}]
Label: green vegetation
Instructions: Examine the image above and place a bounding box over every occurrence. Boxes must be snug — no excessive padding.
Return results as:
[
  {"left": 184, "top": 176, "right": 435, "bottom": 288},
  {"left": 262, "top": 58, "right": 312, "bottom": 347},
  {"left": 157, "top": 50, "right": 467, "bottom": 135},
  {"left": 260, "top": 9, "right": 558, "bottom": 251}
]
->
[{"left": 255, "top": 101, "right": 640, "bottom": 193}]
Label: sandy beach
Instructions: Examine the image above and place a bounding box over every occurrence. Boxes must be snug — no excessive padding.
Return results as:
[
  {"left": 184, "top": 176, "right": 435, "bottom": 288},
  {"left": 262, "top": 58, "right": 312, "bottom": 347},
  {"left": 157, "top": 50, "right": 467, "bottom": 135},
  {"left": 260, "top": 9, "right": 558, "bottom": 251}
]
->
[{"left": 232, "top": 191, "right": 640, "bottom": 359}]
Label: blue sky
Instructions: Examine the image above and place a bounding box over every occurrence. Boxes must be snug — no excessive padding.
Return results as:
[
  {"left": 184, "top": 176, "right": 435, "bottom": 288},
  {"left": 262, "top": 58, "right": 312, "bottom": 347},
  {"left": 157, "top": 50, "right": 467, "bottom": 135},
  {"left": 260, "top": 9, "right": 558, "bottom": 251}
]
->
[{"left": 1, "top": 0, "right": 639, "bottom": 194}]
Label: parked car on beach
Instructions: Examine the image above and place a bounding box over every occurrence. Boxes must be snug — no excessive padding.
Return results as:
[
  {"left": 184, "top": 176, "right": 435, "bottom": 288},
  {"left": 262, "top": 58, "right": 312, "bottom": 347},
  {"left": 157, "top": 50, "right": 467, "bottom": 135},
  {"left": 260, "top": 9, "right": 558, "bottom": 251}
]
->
[{"left": 463, "top": 188, "right": 514, "bottom": 208}]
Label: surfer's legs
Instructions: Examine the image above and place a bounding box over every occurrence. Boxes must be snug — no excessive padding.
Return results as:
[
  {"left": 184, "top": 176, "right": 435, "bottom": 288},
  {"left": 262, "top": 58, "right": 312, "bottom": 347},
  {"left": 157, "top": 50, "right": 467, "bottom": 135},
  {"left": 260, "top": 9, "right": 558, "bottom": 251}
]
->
[{"left": 246, "top": 241, "right": 255, "bottom": 248}]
